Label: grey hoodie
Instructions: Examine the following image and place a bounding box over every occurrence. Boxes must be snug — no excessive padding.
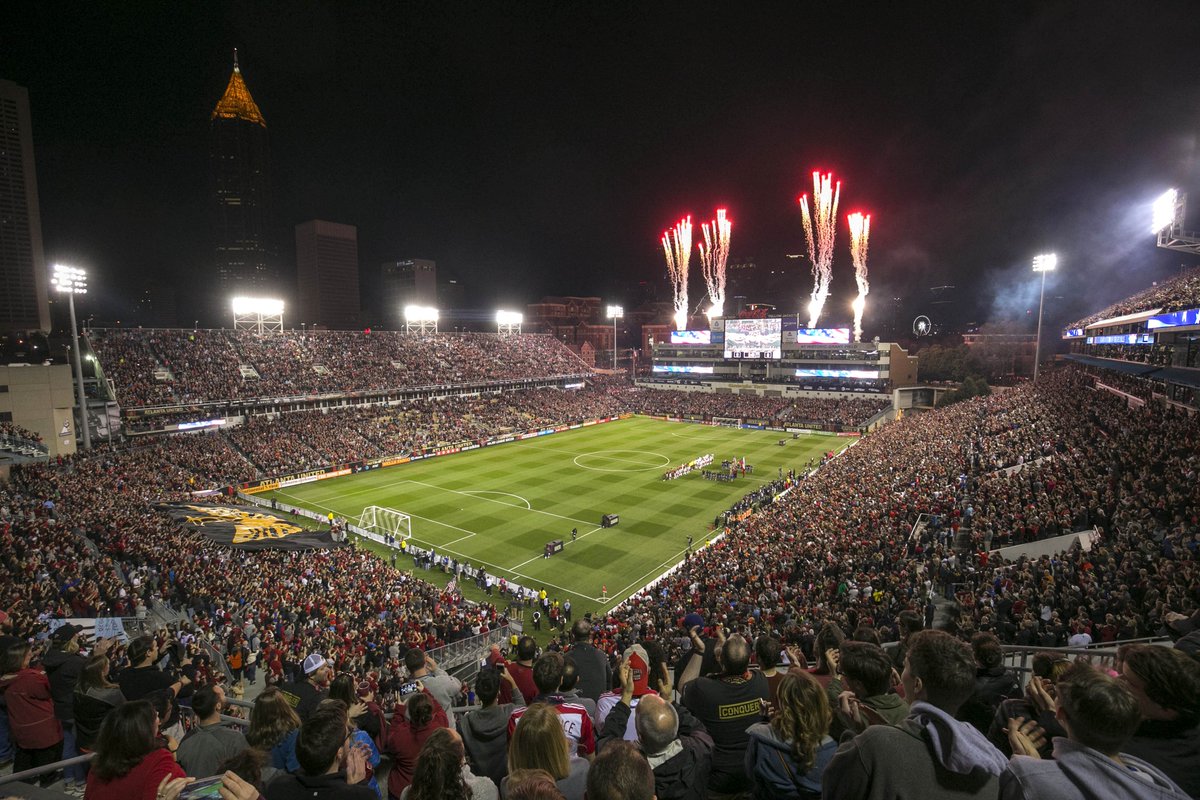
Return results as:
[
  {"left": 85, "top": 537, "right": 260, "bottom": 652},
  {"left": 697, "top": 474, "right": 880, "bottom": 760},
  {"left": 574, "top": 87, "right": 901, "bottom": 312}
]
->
[
  {"left": 457, "top": 688, "right": 524, "bottom": 787},
  {"left": 1002, "top": 738, "right": 1191, "bottom": 800}
]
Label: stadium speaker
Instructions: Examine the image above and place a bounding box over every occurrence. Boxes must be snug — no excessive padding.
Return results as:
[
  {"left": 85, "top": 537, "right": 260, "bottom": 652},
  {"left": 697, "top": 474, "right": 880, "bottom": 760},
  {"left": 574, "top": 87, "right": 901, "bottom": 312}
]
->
[{"left": 601, "top": 513, "right": 620, "bottom": 528}]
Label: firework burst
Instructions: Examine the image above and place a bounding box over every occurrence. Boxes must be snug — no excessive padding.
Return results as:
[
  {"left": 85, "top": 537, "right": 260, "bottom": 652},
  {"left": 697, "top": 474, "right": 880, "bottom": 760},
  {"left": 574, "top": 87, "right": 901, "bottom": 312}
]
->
[
  {"left": 662, "top": 216, "right": 693, "bottom": 331},
  {"left": 697, "top": 209, "right": 731, "bottom": 319},
  {"left": 848, "top": 211, "right": 871, "bottom": 342},
  {"left": 798, "top": 171, "right": 841, "bottom": 327}
]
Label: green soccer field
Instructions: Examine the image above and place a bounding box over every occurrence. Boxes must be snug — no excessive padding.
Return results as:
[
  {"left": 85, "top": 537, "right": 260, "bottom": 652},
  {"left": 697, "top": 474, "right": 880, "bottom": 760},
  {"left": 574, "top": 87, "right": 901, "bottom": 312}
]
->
[{"left": 263, "top": 417, "right": 844, "bottom": 620}]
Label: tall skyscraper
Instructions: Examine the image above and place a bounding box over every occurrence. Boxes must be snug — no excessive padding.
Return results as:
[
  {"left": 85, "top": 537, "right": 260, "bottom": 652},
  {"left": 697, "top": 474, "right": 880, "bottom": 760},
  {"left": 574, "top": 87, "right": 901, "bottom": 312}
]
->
[
  {"left": 381, "top": 258, "right": 436, "bottom": 328},
  {"left": 296, "top": 220, "right": 360, "bottom": 329},
  {"left": 209, "top": 51, "right": 275, "bottom": 306},
  {"left": 0, "top": 79, "right": 50, "bottom": 332}
]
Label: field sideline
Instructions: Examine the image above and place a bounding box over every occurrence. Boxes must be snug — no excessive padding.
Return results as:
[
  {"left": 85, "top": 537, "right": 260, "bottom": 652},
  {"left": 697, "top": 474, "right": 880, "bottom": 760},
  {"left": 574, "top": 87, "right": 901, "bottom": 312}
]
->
[{"left": 264, "top": 417, "right": 845, "bottom": 619}]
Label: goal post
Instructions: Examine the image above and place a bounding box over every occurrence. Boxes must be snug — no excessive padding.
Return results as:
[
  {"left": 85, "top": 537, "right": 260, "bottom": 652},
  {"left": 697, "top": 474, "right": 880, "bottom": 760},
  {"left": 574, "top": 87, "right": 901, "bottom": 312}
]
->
[{"left": 358, "top": 505, "right": 411, "bottom": 546}]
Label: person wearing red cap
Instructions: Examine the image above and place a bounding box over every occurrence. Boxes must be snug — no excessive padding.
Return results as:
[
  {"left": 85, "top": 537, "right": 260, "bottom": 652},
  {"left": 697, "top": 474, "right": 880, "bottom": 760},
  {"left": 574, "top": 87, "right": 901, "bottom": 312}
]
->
[{"left": 596, "top": 645, "right": 658, "bottom": 741}]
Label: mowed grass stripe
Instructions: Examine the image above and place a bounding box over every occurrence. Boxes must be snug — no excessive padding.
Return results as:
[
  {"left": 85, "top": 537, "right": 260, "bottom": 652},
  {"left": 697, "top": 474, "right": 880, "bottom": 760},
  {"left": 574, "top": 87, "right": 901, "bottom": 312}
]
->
[{"left": 268, "top": 418, "right": 843, "bottom": 616}]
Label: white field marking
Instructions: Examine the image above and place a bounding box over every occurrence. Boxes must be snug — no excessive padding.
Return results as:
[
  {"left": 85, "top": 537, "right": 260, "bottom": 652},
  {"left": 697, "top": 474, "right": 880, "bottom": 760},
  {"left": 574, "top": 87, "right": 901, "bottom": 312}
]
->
[
  {"left": 603, "top": 547, "right": 693, "bottom": 610},
  {"left": 274, "top": 490, "right": 601, "bottom": 602},
  {"left": 441, "top": 533, "right": 477, "bottom": 546},
  {"left": 571, "top": 450, "right": 672, "bottom": 472},
  {"left": 462, "top": 490, "right": 532, "bottom": 509},
  {"left": 505, "top": 526, "right": 604, "bottom": 572},
  {"left": 401, "top": 478, "right": 594, "bottom": 525},
  {"left": 274, "top": 489, "right": 480, "bottom": 541}
]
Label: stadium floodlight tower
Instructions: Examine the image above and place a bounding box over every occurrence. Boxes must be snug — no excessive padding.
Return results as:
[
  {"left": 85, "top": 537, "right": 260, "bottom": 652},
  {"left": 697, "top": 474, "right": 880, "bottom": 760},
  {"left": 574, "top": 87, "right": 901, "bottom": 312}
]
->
[
  {"left": 231, "top": 297, "right": 285, "bottom": 334},
  {"left": 1032, "top": 253, "right": 1057, "bottom": 382},
  {"left": 496, "top": 310, "right": 523, "bottom": 335},
  {"left": 405, "top": 304, "right": 439, "bottom": 334},
  {"left": 606, "top": 305, "right": 623, "bottom": 370},
  {"left": 51, "top": 264, "right": 91, "bottom": 450},
  {"left": 1152, "top": 188, "right": 1200, "bottom": 255}
]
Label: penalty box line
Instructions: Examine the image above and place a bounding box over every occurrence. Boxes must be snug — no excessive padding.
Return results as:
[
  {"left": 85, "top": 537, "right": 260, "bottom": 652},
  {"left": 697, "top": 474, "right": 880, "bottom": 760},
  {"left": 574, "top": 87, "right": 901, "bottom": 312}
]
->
[{"left": 273, "top": 490, "right": 599, "bottom": 603}]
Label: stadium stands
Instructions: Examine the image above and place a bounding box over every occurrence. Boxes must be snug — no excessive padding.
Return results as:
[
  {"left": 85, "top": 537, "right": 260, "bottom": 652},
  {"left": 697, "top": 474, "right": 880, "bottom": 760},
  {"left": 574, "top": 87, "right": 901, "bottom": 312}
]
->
[
  {"left": 4, "top": 361, "right": 1198, "bottom": 798},
  {"left": 1067, "top": 265, "right": 1200, "bottom": 329}
]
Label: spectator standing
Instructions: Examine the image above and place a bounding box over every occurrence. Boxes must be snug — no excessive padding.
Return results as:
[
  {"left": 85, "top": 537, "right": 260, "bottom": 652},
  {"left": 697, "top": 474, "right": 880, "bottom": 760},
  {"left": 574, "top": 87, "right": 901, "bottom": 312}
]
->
[
  {"left": 831, "top": 642, "right": 909, "bottom": 740},
  {"left": 386, "top": 689, "right": 450, "bottom": 799},
  {"left": 44, "top": 624, "right": 105, "bottom": 793},
  {"left": 508, "top": 638, "right": 540, "bottom": 707},
  {"left": 118, "top": 636, "right": 190, "bottom": 738},
  {"left": 1003, "top": 665, "right": 1191, "bottom": 800},
  {"left": 0, "top": 641, "right": 64, "bottom": 786},
  {"left": 679, "top": 629, "right": 768, "bottom": 794},
  {"left": 1117, "top": 644, "right": 1200, "bottom": 797},
  {"left": 508, "top": 653, "right": 595, "bottom": 759},
  {"left": 400, "top": 727, "right": 498, "bottom": 800},
  {"left": 264, "top": 703, "right": 375, "bottom": 800},
  {"left": 73, "top": 654, "right": 126, "bottom": 752},
  {"left": 405, "top": 649, "right": 464, "bottom": 717},
  {"left": 85, "top": 700, "right": 187, "bottom": 800},
  {"left": 598, "top": 657, "right": 712, "bottom": 800},
  {"left": 821, "top": 630, "right": 1010, "bottom": 800},
  {"left": 504, "top": 703, "right": 589, "bottom": 800},
  {"left": 457, "top": 665, "right": 525, "bottom": 786},
  {"left": 958, "top": 633, "right": 1021, "bottom": 734},
  {"left": 176, "top": 684, "right": 248, "bottom": 778},
  {"left": 584, "top": 741, "right": 653, "bottom": 800},
  {"left": 745, "top": 671, "right": 836, "bottom": 800},
  {"left": 246, "top": 686, "right": 302, "bottom": 775},
  {"left": 566, "top": 621, "right": 610, "bottom": 703},
  {"left": 280, "top": 653, "right": 331, "bottom": 722}
]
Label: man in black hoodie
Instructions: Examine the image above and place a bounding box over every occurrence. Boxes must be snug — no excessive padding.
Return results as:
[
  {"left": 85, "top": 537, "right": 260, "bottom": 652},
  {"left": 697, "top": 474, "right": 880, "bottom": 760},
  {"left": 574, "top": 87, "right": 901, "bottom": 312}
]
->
[
  {"left": 1118, "top": 643, "right": 1200, "bottom": 798},
  {"left": 600, "top": 658, "right": 712, "bottom": 800}
]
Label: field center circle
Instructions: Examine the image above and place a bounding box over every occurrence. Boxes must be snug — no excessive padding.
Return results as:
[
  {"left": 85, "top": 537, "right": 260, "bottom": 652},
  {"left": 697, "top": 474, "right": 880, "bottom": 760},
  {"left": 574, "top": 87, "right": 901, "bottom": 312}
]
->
[{"left": 573, "top": 450, "right": 672, "bottom": 472}]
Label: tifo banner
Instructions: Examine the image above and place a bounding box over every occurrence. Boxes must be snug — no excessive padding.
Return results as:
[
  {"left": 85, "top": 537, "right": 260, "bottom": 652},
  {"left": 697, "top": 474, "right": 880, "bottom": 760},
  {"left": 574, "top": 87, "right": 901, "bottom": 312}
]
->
[{"left": 156, "top": 503, "right": 341, "bottom": 550}]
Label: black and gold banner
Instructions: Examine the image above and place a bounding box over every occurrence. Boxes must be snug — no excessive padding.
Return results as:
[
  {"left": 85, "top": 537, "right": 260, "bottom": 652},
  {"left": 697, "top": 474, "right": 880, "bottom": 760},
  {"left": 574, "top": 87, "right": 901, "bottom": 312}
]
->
[{"left": 156, "top": 503, "right": 341, "bottom": 550}]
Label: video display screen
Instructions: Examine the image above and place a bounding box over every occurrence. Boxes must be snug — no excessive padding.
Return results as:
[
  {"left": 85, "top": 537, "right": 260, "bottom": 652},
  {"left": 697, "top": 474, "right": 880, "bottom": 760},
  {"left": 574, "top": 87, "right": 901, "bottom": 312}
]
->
[
  {"left": 795, "top": 369, "right": 878, "bottom": 379},
  {"left": 795, "top": 328, "right": 851, "bottom": 345},
  {"left": 652, "top": 364, "right": 714, "bottom": 374},
  {"left": 670, "top": 330, "right": 712, "bottom": 345},
  {"left": 724, "top": 318, "right": 782, "bottom": 359}
]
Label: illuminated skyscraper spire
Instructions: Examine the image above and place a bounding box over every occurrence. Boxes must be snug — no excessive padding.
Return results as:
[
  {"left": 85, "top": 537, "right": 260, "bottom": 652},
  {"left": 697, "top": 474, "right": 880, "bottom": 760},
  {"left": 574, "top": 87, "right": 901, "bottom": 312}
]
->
[
  {"left": 209, "top": 50, "right": 275, "bottom": 309},
  {"left": 212, "top": 48, "right": 266, "bottom": 127}
]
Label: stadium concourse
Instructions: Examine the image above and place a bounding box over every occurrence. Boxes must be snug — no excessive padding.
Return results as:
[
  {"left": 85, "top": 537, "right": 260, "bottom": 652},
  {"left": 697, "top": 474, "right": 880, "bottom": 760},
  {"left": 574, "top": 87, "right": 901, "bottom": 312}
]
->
[{"left": 2, "top": 335, "right": 1199, "bottom": 797}]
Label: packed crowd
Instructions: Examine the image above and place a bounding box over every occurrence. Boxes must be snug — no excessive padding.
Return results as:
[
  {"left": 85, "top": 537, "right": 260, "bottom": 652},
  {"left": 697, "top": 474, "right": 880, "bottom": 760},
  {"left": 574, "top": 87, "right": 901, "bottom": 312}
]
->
[
  {"left": 2, "top": 363, "right": 1199, "bottom": 799},
  {"left": 90, "top": 331, "right": 590, "bottom": 410},
  {"left": 0, "top": 421, "right": 44, "bottom": 444},
  {"left": 1068, "top": 266, "right": 1200, "bottom": 329},
  {"left": 615, "top": 387, "right": 889, "bottom": 431}
]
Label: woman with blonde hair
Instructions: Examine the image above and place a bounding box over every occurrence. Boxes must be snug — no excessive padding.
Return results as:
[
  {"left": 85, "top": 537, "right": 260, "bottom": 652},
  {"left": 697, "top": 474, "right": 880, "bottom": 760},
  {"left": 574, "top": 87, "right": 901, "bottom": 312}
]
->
[
  {"left": 744, "top": 670, "right": 836, "bottom": 799},
  {"left": 503, "top": 703, "right": 587, "bottom": 800}
]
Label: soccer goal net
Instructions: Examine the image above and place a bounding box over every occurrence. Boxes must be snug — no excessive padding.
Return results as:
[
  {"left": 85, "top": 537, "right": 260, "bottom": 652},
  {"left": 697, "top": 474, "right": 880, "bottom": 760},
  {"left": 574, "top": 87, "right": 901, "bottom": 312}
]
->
[{"left": 358, "top": 505, "right": 411, "bottom": 545}]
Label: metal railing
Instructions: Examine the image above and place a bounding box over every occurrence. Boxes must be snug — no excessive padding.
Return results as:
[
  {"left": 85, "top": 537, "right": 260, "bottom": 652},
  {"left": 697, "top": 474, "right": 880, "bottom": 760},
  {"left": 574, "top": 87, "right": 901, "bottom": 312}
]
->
[
  {"left": 1000, "top": 636, "right": 1173, "bottom": 686},
  {"left": 425, "top": 624, "right": 511, "bottom": 671},
  {"left": 0, "top": 713, "right": 250, "bottom": 789},
  {"left": 0, "top": 433, "right": 49, "bottom": 456}
]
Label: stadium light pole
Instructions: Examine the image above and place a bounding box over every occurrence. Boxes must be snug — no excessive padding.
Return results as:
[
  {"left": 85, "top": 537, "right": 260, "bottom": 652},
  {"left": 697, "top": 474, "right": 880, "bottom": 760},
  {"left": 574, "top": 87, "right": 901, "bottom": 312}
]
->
[
  {"left": 51, "top": 264, "right": 91, "bottom": 450},
  {"left": 1032, "top": 253, "right": 1057, "bottom": 382},
  {"left": 607, "top": 305, "right": 623, "bottom": 370}
]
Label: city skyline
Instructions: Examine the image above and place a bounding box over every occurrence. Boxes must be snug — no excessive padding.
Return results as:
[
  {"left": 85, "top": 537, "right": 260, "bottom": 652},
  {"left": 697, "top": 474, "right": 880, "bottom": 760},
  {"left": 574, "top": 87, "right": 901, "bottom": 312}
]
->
[{"left": 5, "top": 3, "right": 1200, "bottom": 333}]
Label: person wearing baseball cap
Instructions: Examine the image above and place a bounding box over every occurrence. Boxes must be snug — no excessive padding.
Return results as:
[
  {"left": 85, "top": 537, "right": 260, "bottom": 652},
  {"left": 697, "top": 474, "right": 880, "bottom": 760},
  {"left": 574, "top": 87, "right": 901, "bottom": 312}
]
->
[
  {"left": 279, "top": 653, "right": 331, "bottom": 722},
  {"left": 46, "top": 624, "right": 113, "bottom": 794},
  {"left": 596, "top": 644, "right": 660, "bottom": 741}
]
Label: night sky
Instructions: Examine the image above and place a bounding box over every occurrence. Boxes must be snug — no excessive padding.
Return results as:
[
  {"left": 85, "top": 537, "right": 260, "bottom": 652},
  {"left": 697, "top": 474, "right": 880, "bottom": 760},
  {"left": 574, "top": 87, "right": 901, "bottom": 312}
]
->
[{"left": 7, "top": 2, "right": 1200, "bottom": 332}]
